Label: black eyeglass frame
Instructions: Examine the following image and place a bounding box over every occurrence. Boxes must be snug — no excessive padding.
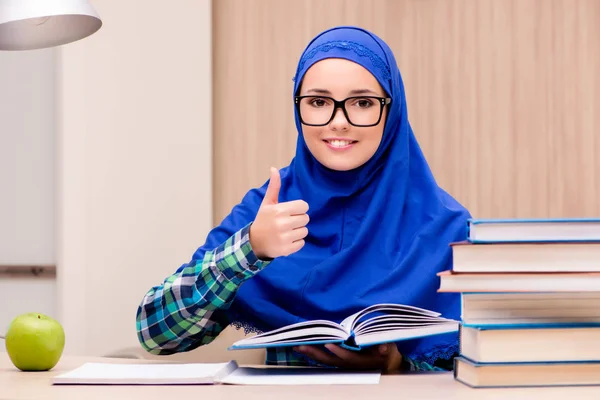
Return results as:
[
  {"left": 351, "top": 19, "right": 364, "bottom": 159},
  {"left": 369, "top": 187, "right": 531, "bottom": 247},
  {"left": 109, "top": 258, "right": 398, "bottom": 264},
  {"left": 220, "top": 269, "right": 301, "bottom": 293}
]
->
[{"left": 294, "top": 95, "right": 392, "bottom": 127}]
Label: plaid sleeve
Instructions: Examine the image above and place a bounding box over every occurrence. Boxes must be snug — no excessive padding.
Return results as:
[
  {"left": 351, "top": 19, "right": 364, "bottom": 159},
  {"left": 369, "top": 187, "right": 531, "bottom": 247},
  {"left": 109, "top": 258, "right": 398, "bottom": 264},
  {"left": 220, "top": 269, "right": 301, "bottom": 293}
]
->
[{"left": 136, "top": 223, "right": 269, "bottom": 355}]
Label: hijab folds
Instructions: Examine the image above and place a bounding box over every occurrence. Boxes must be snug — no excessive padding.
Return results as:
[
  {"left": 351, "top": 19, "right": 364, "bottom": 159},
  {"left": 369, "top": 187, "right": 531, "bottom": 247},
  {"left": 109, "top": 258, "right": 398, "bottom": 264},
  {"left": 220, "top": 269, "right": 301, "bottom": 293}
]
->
[{"left": 193, "top": 26, "right": 471, "bottom": 363}]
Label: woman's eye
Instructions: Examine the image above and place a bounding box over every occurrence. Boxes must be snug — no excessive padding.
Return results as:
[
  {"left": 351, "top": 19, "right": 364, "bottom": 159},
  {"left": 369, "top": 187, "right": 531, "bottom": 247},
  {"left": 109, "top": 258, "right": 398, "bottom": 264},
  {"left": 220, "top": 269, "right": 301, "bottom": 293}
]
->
[
  {"left": 355, "top": 99, "right": 374, "bottom": 108},
  {"left": 310, "top": 98, "right": 328, "bottom": 107}
]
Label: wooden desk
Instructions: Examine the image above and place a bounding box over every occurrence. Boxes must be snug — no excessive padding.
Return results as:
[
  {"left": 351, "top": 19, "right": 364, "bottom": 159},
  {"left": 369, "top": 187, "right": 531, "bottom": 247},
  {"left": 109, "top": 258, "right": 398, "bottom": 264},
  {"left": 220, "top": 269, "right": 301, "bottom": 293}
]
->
[{"left": 2, "top": 352, "right": 600, "bottom": 400}]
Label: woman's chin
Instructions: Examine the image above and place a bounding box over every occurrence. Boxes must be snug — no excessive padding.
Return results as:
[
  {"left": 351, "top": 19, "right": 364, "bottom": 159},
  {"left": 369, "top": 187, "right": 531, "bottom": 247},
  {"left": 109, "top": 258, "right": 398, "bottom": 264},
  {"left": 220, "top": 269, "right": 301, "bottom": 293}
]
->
[{"left": 317, "top": 157, "right": 365, "bottom": 172}]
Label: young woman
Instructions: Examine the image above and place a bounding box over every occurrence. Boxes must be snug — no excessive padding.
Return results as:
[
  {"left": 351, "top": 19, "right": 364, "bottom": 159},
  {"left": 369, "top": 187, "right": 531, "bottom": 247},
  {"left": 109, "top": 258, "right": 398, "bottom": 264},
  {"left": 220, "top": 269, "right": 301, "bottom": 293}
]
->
[{"left": 136, "top": 26, "right": 470, "bottom": 373}]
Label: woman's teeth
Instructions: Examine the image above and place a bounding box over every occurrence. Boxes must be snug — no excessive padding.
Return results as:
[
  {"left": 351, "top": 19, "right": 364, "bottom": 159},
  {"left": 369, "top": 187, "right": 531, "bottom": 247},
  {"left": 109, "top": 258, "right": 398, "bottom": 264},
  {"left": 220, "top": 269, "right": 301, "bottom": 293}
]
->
[{"left": 328, "top": 140, "right": 353, "bottom": 147}]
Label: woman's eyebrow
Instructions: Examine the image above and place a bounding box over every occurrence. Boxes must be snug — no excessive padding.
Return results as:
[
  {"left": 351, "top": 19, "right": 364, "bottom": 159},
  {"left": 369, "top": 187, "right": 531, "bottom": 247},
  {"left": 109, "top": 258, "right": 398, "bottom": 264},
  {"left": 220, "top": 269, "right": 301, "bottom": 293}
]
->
[
  {"left": 304, "top": 88, "right": 382, "bottom": 96},
  {"left": 305, "top": 88, "right": 331, "bottom": 94},
  {"left": 348, "top": 89, "right": 381, "bottom": 96}
]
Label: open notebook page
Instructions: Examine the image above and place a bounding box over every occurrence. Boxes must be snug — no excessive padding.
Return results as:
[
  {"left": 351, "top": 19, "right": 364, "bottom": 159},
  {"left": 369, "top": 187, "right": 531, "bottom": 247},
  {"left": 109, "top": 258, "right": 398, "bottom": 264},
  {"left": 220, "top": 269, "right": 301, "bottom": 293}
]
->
[
  {"left": 52, "top": 362, "right": 381, "bottom": 386},
  {"left": 52, "top": 361, "right": 238, "bottom": 385}
]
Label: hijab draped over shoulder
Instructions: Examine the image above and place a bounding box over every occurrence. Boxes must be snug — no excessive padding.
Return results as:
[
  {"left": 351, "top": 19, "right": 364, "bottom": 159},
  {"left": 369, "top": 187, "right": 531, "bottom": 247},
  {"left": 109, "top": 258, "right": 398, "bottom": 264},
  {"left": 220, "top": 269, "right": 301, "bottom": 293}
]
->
[{"left": 193, "top": 26, "right": 471, "bottom": 363}]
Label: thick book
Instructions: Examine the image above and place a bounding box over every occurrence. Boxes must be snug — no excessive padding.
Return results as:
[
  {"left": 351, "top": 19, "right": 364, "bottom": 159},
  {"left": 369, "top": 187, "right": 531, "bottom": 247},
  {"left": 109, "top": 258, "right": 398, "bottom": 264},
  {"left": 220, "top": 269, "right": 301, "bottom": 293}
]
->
[
  {"left": 51, "top": 361, "right": 381, "bottom": 385},
  {"left": 461, "top": 292, "right": 600, "bottom": 326},
  {"left": 454, "top": 357, "right": 600, "bottom": 388},
  {"left": 466, "top": 218, "right": 600, "bottom": 243},
  {"left": 460, "top": 324, "right": 600, "bottom": 363},
  {"left": 228, "top": 303, "right": 459, "bottom": 351},
  {"left": 451, "top": 241, "right": 600, "bottom": 273},
  {"left": 437, "top": 270, "right": 600, "bottom": 293}
]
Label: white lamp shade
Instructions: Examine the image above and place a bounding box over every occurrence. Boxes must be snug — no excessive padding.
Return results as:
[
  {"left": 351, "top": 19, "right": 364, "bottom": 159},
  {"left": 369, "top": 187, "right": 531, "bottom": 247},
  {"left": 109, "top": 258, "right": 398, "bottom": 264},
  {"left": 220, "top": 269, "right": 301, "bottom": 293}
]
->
[{"left": 0, "top": 0, "right": 102, "bottom": 51}]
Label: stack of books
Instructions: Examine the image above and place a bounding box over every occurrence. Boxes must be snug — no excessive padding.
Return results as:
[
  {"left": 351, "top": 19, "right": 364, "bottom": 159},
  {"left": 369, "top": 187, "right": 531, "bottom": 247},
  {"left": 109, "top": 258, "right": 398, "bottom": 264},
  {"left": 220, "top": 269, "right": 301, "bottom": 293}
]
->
[{"left": 438, "top": 218, "right": 600, "bottom": 388}]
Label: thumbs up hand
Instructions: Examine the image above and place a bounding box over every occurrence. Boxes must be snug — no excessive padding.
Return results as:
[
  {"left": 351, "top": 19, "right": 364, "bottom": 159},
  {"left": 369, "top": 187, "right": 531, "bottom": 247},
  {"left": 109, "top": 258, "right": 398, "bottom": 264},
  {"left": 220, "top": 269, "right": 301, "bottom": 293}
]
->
[{"left": 249, "top": 167, "right": 309, "bottom": 260}]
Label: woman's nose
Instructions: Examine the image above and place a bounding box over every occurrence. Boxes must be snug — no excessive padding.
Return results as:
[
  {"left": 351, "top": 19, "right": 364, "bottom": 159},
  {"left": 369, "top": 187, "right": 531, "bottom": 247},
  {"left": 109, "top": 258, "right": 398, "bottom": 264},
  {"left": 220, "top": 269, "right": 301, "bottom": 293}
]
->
[{"left": 328, "top": 108, "right": 350, "bottom": 131}]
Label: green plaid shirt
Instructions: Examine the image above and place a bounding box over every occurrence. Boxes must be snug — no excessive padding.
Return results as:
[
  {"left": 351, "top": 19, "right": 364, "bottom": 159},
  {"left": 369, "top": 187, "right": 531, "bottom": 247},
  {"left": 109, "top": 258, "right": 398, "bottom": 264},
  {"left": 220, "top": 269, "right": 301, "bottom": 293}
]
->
[{"left": 136, "top": 223, "right": 450, "bottom": 371}]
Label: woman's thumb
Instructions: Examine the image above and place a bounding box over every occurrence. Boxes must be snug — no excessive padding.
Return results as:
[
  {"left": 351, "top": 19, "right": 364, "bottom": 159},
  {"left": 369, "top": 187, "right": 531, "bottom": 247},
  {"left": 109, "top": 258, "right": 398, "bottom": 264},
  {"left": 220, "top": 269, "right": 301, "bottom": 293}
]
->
[{"left": 263, "top": 167, "right": 281, "bottom": 205}]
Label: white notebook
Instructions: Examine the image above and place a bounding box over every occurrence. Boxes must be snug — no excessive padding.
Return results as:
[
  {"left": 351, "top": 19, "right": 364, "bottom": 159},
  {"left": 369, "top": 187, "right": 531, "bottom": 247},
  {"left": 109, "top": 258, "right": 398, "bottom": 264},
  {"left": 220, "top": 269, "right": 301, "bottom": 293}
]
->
[{"left": 51, "top": 361, "right": 381, "bottom": 386}]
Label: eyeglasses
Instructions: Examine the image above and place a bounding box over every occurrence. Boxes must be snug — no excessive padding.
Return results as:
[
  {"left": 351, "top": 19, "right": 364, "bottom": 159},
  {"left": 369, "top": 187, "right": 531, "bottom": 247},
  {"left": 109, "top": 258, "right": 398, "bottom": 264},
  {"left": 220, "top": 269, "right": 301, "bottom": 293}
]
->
[{"left": 295, "top": 95, "right": 392, "bottom": 127}]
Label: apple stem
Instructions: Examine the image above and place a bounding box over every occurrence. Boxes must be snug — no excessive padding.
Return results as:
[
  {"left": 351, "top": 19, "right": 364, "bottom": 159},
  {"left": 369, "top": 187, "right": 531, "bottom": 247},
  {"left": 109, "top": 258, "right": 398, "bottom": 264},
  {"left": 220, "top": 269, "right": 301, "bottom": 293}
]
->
[{"left": 0, "top": 335, "right": 4, "bottom": 340}]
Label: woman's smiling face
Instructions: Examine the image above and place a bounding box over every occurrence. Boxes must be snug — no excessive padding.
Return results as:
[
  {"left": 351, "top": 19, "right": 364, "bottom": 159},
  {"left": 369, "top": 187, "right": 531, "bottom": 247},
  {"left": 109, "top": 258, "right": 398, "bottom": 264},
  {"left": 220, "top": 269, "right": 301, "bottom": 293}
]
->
[{"left": 297, "top": 58, "right": 388, "bottom": 171}]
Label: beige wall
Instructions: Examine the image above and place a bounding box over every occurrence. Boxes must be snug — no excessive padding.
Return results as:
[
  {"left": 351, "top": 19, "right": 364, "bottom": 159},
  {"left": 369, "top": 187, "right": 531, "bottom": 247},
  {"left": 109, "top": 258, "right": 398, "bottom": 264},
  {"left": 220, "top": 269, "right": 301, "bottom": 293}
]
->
[
  {"left": 0, "top": 48, "right": 57, "bottom": 333},
  {"left": 213, "top": 0, "right": 600, "bottom": 224},
  {"left": 0, "top": 49, "right": 56, "bottom": 266},
  {"left": 57, "top": 0, "right": 213, "bottom": 356}
]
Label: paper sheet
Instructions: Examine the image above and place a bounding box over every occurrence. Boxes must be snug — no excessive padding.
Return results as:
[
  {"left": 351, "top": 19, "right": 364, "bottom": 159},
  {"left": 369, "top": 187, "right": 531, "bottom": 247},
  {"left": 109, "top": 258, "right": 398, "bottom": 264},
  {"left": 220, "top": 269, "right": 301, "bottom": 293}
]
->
[
  {"left": 219, "top": 367, "right": 381, "bottom": 385},
  {"left": 52, "top": 361, "right": 237, "bottom": 385}
]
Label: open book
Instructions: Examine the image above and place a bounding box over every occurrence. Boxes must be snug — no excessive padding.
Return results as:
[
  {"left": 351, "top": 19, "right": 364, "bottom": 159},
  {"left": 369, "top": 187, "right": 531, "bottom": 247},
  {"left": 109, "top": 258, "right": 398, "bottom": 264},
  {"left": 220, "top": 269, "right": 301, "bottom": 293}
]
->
[
  {"left": 51, "top": 361, "right": 381, "bottom": 385},
  {"left": 229, "top": 303, "right": 459, "bottom": 351}
]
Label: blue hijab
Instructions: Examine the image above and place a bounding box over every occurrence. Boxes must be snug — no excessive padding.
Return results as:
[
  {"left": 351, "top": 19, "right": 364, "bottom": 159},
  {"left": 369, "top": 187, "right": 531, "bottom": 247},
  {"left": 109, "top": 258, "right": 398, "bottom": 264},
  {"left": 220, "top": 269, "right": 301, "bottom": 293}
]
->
[{"left": 194, "top": 26, "right": 470, "bottom": 363}]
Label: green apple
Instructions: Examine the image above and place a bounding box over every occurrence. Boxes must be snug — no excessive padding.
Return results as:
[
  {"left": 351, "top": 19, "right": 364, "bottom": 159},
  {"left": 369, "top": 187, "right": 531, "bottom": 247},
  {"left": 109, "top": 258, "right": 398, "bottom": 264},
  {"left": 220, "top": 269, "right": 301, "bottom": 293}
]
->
[{"left": 4, "top": 312, "right": 65, "bottom": 371}]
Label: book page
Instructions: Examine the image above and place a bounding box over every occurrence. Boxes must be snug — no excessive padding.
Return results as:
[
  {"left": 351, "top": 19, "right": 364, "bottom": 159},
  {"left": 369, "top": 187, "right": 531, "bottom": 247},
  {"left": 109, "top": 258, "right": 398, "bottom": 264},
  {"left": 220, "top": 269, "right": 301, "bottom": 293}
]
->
[
  {"left": 355, "top": 321, "right": 451, "bottom": 335},
  {"left": 354, "top": 314, "right": 449, "bottom": 334},
  {"left": 219, "top": 367, "right": 381, "bottom": 385},
  {"left": 230, "top": 319, "right": 347, "bottom": 349},
  {"left": 354, "top": 322, "right": 459, "bottom": 346},
  {"left": 52, "top": 361, "right": 238, "bottom": 385},
  {"left": 340, "top": 303, "right": 441, "bottom": 331}
]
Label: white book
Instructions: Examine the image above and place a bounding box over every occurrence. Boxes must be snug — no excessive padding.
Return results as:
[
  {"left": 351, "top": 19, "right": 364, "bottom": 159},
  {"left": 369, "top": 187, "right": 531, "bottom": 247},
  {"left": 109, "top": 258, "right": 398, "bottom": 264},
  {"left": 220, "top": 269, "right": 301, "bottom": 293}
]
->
[
  {"left": 51, "top": 361, "right": 381, "bottom": 386},
  {"left": 451, "top": 241, "right": 600, "bottom": 273},
  {"left": 459, "top": 325, "right": 600, "bottom": 364},
  {"left": 454, "top": 357, "right": 600, "bottom": 388},
  {"left": 437, "top": 270, "right": 600, "bottom": 292},
  {"left": 466, "top": 218, "right": 600, "bottom": 243},
  {"left": 461, "top": 292, "right": 600, "bottom": 326},
  {"left": 229, "top": 303, "right": 459, "bottom": 351}
]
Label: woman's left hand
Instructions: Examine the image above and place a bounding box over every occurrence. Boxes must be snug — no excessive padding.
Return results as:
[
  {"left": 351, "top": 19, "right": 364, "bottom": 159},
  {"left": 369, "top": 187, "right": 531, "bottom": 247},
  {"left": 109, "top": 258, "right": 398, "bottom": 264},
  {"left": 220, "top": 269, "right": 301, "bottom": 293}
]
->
[{"left": 293, "top": 343, "right": 403, "bottom": 373}]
